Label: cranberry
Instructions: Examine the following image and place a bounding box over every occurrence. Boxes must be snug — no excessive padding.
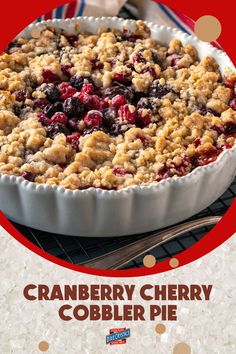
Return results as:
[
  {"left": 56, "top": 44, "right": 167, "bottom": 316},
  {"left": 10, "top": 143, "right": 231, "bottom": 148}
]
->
[
  {"left": 15, "top": 90, "right": 26, "bottom": 102},
  {"left": 20, "top": 171, "right": 35, "bottom": 182},
  {"left": 142, "top": 67, "right": 158, "bottom": 80},
  {"left": 43, "top": 102, "right": 63, "bottom": 118},
  {"left": 225, "top": 76, "right": 236, "bottom": 89},
  {"left": 43, "top": 83, "right": 60, "bottom": 103},
  {"left": 111, "top": 95, "right": 127, "bottom": 109},
  {"left": 67, "top": 132, "right": 81, "bottom": 150},
  {"left": 63, "top": 97, "right": 84, "bottom": 118},
  {"left": 51, "top": 112, "right": 68, "bottom": 125},
  {"left": 222, "top": 143, "right": 233, "bottom": 150},
  {"left": 80, "top": 83, "right": 94, "bottom": 95},
  {"left": 84, "top": 110, "right": 103, "bottom": 128},
  {"left": 149, "top": 80, "right": 171, "bottom": 98},
  {"left": 37, "top": 112, "right": 51, "bottom": 126},
  {"left": 102, "top": 108, "right": 117, "bottom": 127},
  {"left": 113, "top": 168, "right": 128, "bottom": 175},
  {"left": 61, "top": 64, "right": 72, "bottom": 77},
  {"left": 138, "top": 111, "right": 152, "bottom": 126},
  {"left": 229, "top": 98, "right": 236, "bottom": 111},
  {"left": 68, "top": 118, "right": 79, "bottom": 131},
  {"left": 33, "top": 98, "right": 48, "bottom": 109},
  {"left": 133, "top": 53, "right": 145, "bottom": 63},
  {"left": 42, "top": 69, "right": 60, "bottom": 83},
  {"left": 59, "top": 82, "right": 77, "bottom": 100},
  {"left": 193, "top": 137, "right": 202, "bottom": 147},
  {"left": 46, "top": 123, "right": 70, "bottom": 138},
  {"left": 79, "top": 93, "right": 108, "bottom": 110},
  {"left": 114, "top": 72, "right": 132, "bottom": 84},
  {"left": 69, "top": 75, "right": 94, "bottom": 91},
  {"left": 118, "top": 104, "right": 137, "bottom": 124}
]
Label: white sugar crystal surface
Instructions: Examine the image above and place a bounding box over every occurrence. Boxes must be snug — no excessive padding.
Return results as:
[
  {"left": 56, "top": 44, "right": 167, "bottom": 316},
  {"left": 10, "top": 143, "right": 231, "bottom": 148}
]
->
[{"left": 0, "top": 227, "right": 235, "bottom": 354}]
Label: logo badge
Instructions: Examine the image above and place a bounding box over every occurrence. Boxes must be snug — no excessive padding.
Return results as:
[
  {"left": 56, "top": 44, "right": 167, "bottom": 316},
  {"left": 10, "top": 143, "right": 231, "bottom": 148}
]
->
[{"left": 106, "top": 328, "right": 131, "bottom": 345}]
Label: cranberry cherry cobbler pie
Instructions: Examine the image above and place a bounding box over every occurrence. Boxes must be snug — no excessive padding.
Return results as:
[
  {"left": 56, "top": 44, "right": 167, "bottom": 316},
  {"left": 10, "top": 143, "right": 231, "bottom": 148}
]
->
[{"left": 0, "top": 21, "right": 236, "bottom": 191}]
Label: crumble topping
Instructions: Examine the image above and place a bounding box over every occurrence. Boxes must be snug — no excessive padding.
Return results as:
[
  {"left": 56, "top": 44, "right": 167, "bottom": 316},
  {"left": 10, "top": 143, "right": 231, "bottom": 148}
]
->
[{"left": 0, "top": 20, "right": 235, "bottom": 190}]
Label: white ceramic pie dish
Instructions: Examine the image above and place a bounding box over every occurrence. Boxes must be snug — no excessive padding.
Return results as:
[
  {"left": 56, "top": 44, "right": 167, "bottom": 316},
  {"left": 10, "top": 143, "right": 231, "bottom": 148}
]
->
[{"left": 0, "top": 16, "right": 236, "bottom": 237}]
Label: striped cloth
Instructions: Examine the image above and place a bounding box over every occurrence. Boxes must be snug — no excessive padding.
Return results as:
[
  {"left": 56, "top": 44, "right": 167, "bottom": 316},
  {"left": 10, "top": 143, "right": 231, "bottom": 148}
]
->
[{"left": 36, "top": 0, "right": 220, "bottom": 48}]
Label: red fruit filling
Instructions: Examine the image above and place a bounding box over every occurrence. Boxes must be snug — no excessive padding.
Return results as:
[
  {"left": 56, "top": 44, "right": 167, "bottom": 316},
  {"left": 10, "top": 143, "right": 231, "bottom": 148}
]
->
[
  {"left": 138, "top": 111, "right": 152, "bottom": 126},
  {"left": 114, "top": 72, "right": 131, "bottom": 84},
  {"left": 37, "top": 112, "right": 51, "bottom": 126},
  {"left": 51, "top": 112, "right": 68, "bottom": 125},
  {"left": 59, "top": 82, "right": 77, "bottom": 100},
  {"left": 42, "top": 69, "right": 60, "bottom": 83},
  {"left": 83, "top": 110, "right": 103, "bottom": 128},
  {"left": 61, "top": 64, "right": 72, "bottom": 77},
  {"left": 111, "top": 95, "right": 127, "bottom": 109},
  {"left": 225, "top": 76, "right": 236, "bottom": 89},
  {"left": 118, "top": 104, "right": 137, "bottom": 124},
  {"left": 229, "top": 98, "right": 236, "bottom": 111},
  {"left": 67, "top": 132, "right": 81, "bottom": 150},
  {"left": 113, "top": 168, "right": 129, "bottom": 175},
  {"left": 80, "top": 83, "right": 94, "bottom": 95},
  {"left": 79, "top": 92, "right": 109, "bottom": 110},
  {"left": 193, "top": 137, "right": 202, "bottom": 147}
]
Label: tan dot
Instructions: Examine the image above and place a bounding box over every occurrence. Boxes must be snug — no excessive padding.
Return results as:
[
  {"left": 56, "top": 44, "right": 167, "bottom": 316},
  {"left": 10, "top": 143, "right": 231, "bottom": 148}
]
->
[
  {"left": 155, "top": 323, "right": 166, "bottom": 334},
  {"left": 169, "top": 258, "right": 179, "bottom": 268},
  {"left": 143, "top": 255, "right": 156, "bottom": 268},
  {"left": 38, "top": 341, "right": 49, "bottom": 352},
  {"left": 31, "top": 29, "right": 41, "bottom": 39},
  {"left": 173, "top": 343, "right": 191, "bottom": 354},
  {"left": 194, "top": 16, "right": 222, "bottom": 42}
]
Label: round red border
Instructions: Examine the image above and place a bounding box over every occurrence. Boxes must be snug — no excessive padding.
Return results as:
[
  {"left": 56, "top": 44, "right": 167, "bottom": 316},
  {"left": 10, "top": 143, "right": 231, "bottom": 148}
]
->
[{"left": 0, "top": 0, "right": 235, "bottom": 277}]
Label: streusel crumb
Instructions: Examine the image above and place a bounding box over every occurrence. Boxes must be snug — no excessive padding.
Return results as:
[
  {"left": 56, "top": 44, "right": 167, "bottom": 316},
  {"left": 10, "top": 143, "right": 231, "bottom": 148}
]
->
[{"left": 0, "top": 21, "right": 235, "bottom": 190}]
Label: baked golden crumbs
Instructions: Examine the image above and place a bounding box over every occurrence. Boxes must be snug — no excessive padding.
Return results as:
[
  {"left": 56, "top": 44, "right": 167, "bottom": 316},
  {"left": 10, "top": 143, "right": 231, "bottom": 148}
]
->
[{"left": 0, "top": 20, "right": 235, "bottom": 190}]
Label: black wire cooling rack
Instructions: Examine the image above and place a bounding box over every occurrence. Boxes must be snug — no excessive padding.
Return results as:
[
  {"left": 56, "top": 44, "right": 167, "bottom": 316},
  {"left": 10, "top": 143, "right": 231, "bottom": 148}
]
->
[
  {"left": 12, "top": 177, "right": 236, "bottom": 269},
  {"left": 10, "top": 5, "right": 236, "bottom": 269}
]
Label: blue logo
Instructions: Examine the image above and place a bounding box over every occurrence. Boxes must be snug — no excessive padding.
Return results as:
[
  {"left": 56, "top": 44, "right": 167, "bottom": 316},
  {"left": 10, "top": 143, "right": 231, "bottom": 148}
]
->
[{"left": 106, "top": 328, "right": 131, "bottom": 345}]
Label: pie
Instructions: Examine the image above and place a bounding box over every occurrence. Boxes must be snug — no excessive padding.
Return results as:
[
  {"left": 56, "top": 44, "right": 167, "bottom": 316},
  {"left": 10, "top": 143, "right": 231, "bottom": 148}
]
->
[{"left": 0, "top": 20, "right": 235, "bottom": 190}]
